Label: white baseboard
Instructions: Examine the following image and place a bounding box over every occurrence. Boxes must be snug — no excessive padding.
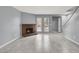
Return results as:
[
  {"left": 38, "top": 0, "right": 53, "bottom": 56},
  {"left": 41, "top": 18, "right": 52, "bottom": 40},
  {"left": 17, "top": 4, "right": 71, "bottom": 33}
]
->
[
  {"left": 65, "top": 36, "right": 79, "bottom": 46},
  {"left": 0, "top": 37, "right": 20, "bottom": 49}
]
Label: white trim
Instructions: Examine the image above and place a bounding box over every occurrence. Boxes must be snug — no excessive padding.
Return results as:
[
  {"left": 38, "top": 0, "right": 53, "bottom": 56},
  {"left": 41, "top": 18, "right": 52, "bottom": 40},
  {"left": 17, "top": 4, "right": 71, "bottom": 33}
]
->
[
  {"left": 0, "top": 37, "right": 20, "bottom": 49},
  {"left": 58, "top": 17, "right": 61, "bottom": 32},
  {"left": 65, "top": 36, "right": 79, "bottom": 45}
]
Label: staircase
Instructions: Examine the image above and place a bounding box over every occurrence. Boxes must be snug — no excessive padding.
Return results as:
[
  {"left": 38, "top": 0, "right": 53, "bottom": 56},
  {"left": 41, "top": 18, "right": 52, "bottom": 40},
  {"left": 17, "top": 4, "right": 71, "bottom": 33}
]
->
[{"left": 63, "top": 6, "right": 79, "bottom": 26}]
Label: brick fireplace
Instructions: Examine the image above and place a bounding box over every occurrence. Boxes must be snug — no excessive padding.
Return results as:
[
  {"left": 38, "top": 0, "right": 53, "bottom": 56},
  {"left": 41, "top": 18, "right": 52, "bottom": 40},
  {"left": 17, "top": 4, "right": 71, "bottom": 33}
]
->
[{"left": 22, "top": 24, "right": 37, "bottom": 37}]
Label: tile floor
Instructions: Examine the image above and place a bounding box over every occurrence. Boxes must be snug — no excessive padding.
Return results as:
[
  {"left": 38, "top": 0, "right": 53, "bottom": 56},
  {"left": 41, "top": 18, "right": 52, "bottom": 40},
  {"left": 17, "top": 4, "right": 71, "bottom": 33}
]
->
[{"left": 0, "top": 33, "right": 79, "bottom": 53}]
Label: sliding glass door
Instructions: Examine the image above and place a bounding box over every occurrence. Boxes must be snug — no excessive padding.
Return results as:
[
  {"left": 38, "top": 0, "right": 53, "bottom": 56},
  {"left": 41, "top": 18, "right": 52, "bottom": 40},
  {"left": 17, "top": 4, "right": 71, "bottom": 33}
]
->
[{"left": 37, "top": 16, "right": 49, "bottom": 33}]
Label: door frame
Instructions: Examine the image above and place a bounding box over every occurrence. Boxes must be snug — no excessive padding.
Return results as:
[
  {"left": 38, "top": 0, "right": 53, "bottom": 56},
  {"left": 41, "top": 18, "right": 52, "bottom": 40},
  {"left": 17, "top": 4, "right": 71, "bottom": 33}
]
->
[{"left": 36, "top": 16, "right": 49, "bottom": 33}]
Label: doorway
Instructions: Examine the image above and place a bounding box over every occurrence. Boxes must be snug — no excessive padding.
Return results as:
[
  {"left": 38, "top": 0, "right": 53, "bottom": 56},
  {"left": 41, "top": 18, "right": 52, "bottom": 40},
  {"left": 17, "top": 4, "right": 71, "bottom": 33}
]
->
[{"left": 36, "top": 16, "right": 49, "bottom": 33}]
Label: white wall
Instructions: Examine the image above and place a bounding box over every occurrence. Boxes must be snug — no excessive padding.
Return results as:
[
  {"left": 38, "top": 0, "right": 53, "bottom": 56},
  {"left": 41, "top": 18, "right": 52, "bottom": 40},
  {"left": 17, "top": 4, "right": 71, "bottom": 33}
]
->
[
  {"left": 62, "top": 16, "right": 67, "bottom": 26},
  {"left": 21, "top": 12, "right": 36, "bottom": 24},
  {"left": 62, "top": 14, "right": 72, "bottom": 26},
  {"left": 63, "top": 7, "right": 79, "bottom": 43},
  {"left": 0, "top": 7, "right": 21, "bottom": 46}
]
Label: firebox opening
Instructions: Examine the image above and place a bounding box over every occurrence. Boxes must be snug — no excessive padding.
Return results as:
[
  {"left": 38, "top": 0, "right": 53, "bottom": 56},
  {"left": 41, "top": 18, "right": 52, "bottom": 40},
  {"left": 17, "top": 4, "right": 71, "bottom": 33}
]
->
[{"left": 26, "top": 28, "right": 33, "bottom": 34}]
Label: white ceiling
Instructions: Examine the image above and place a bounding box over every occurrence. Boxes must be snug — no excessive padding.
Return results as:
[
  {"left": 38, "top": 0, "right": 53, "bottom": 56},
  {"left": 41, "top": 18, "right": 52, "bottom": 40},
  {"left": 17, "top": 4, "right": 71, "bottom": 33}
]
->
[{"left": 14, "top": 6, "right": 74, "bottom": 15}]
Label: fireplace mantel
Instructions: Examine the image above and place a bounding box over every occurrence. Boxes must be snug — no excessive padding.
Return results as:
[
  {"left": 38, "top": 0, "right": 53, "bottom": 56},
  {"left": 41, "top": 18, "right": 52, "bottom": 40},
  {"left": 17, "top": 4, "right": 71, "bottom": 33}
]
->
[{"left": 22, "top": 24, "right": 37, "bottom": 37}]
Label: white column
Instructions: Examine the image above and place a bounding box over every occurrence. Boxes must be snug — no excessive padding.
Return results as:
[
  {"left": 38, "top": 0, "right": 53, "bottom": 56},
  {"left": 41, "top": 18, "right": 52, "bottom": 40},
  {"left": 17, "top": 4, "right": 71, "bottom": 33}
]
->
[
  {"left": 58, "top": 17, "right": 62, "bottom": 32},
  {"left": 49, "top": 16, "right": 52, "bottom": 33}
]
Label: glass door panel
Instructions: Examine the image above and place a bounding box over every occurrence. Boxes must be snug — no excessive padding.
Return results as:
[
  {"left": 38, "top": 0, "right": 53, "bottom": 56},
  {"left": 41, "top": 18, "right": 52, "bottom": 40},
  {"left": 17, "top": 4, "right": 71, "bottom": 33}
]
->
[
  {"left": 43, "top": 17, "right": 49, "bottom": 32},
  {"left": 37, "top": 17, "right": 42, "bottom": 32}
]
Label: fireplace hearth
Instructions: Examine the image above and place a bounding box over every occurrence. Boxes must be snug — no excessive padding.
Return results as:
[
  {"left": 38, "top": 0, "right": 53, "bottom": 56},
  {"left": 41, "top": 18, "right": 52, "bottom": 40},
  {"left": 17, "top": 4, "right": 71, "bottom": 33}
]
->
[{"left": 22, "top": 24, "right": 37, "bottom": 37}]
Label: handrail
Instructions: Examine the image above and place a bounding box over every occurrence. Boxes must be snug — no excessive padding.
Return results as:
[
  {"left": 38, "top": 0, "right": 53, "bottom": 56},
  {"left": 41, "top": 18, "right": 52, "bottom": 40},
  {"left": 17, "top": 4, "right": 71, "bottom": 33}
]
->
[{"left": 63, "top": 7, "right": 79, "bottom": 26}]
